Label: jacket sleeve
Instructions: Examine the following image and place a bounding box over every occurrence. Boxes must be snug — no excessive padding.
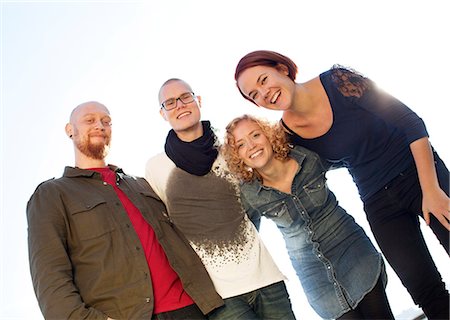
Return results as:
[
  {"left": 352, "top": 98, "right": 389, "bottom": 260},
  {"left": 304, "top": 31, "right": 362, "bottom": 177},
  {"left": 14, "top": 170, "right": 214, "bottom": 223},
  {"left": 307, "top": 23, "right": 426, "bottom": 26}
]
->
[
  {"left": 239, "top": 187, "right": 262, "bottom": 230},
  {"left": 26, "top": 182, "right": 107, "bottom": 320}
]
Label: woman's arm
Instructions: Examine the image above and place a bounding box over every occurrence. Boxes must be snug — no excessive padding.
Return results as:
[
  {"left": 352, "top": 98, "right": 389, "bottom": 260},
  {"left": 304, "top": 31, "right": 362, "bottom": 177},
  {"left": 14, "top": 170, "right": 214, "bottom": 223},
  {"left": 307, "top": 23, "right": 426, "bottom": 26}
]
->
[
  {"left": 346, "top": 70, "right": 450, "bottom": 228},
  {"left": 410, "top": 137, "right": 450, "bottom": 230}
]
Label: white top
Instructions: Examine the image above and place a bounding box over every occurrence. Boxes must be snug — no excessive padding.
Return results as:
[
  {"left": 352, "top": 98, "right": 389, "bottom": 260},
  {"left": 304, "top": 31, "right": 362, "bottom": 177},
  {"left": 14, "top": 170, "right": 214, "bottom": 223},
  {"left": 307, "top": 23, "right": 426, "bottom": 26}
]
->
[{"left": 145, "top": 152, "right": 285, "bottom": 298}]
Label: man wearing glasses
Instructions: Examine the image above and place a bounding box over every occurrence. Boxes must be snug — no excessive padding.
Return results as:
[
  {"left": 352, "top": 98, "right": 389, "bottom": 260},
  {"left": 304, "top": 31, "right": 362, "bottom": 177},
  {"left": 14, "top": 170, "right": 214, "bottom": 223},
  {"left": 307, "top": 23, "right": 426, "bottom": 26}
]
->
[{"left": 145, "top": 79, "right": 296, "bottom": 319}]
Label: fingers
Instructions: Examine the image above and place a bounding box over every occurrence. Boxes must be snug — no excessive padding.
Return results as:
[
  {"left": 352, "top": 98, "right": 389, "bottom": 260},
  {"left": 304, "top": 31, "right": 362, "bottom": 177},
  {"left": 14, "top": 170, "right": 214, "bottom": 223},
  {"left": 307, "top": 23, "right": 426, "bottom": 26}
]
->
[
  {"left": 423, "top": 211, "right": 431, "bottom": 226},
  {"left": 430, "top": 211, "right": 450, "bottom": 231},
  {"left": 440, "top": 213, "right": 450, "bottom": 231}
]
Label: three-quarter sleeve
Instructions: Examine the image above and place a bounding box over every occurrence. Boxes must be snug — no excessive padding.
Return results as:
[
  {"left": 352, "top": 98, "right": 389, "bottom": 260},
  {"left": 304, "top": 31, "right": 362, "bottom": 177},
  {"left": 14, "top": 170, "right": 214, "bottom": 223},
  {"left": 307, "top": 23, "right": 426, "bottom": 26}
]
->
[{"left": 353, "top": 75, "right": 429, "bottom": 144}]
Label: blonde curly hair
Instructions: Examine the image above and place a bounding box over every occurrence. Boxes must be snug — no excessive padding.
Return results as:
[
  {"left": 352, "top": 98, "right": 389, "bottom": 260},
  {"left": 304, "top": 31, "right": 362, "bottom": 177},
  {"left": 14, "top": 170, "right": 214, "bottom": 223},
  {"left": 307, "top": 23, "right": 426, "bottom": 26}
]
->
[{"left": 222, "top": 114, "right": 290, "bottom": 182}]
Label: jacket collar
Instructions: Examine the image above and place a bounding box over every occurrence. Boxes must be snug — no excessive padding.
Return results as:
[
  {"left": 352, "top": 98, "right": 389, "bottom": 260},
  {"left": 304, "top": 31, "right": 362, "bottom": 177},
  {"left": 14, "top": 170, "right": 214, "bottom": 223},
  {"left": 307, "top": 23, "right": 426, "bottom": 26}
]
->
[
  {"left": 249, "top": 146, "right": 307, "bottom": 194},
  {"left": 288, "top": 146, "right": 307, "bottom": 167},
  {"left": 63, "top": 164, "right": 124, "bottom": 179}
]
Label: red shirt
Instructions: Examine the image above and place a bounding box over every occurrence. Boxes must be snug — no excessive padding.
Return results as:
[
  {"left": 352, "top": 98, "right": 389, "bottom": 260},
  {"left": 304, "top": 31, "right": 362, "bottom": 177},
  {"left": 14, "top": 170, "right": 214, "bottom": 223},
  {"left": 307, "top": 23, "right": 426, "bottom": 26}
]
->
[{"left": 92, "top": 167, "right": 194, "bottom": 314}]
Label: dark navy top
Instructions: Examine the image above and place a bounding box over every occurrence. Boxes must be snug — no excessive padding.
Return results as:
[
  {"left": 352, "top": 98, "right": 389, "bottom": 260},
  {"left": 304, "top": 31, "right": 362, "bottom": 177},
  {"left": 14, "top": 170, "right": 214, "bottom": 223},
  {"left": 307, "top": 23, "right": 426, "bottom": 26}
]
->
[{"left": 282, "top": 67, "right": 428, "bottom": 201}]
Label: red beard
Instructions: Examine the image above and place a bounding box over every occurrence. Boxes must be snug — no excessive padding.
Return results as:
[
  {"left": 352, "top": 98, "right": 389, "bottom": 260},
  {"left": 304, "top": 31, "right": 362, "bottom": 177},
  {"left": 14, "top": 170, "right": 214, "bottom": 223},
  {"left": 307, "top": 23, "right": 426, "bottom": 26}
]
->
[{"left": 75, "top": 133, "right": 111, "bottom": 160}]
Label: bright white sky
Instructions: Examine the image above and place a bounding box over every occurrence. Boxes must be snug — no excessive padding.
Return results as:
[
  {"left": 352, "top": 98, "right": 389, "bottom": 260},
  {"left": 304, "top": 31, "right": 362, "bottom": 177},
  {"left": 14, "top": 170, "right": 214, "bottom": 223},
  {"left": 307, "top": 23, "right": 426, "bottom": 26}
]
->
[{"left": 1, "top": 0, "right": 449, "bottom": 319}]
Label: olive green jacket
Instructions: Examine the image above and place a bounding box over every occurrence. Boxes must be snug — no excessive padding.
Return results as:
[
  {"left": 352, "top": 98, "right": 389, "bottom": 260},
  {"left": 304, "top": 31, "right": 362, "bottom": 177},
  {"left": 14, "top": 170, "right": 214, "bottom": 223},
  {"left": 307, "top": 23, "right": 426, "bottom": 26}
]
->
[{"left": 27, "top": 165, "right": 223, "bottom": 319}]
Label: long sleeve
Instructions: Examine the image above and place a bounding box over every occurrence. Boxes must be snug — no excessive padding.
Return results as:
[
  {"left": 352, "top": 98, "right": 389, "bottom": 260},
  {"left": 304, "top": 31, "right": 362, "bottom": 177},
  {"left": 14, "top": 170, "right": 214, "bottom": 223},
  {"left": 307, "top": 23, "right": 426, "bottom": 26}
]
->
[{"left": 26, "top": 183, "right": 106, "bottom": 320}]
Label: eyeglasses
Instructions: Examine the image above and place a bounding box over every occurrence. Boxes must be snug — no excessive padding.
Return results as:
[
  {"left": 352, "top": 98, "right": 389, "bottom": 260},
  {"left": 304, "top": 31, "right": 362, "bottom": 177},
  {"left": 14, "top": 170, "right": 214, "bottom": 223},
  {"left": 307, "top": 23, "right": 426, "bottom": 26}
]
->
[{"left": 161, "top": 92, "right": 196, "bottom": 111}]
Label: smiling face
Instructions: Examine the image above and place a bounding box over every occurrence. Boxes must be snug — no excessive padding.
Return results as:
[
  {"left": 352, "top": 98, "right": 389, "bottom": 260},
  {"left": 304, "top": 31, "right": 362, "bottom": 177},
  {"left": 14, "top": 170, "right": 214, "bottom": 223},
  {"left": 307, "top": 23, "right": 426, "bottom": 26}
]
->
[
  {"left": 66, "top": 102, "right": 112, "bottom": 160},
  {"left": 237, "top": 65, "right": 296, "bottom": 111},
  {"left": 232, "top": 119, "right": 274, "bottom": 171},
  {"left": 159, "top": 79, "right": 202, "bottom": 140}
]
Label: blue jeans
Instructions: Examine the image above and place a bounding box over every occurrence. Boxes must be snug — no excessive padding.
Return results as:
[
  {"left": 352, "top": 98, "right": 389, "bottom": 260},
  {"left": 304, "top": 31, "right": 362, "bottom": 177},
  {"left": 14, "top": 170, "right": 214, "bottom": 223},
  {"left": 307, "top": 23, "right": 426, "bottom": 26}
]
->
[
  {"left": 207, "top": 281, "right": 296, "bottom": 320},
  {"left": 363, "top": 150, "right": 449, "bottom": 320}
]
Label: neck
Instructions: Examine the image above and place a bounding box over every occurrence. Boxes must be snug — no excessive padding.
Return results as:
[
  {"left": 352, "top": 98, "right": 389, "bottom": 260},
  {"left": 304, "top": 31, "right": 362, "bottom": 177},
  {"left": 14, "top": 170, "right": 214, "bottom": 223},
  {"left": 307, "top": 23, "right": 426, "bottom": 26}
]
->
[
  {"left": 175, "top": 121, "right": 204, "bottom": 142},
  {"left": 74, "top": 151, "right": 107, "bottom": 169},
  {"left": 257, "top": 157, "right": 286, "bottom": 184},
  {"left": 291, "top": 83, "right": 316, "bottom": 115},
  {"left": 258, "top": 157, "right": 297, "bottom": 193}
]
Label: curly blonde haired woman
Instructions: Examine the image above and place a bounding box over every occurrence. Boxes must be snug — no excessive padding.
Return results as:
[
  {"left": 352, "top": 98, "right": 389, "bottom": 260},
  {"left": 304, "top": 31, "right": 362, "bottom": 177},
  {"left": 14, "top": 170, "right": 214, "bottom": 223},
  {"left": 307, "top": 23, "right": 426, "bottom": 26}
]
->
[{"left": 222, "top": 115, "right": 394, "bottom": 320}]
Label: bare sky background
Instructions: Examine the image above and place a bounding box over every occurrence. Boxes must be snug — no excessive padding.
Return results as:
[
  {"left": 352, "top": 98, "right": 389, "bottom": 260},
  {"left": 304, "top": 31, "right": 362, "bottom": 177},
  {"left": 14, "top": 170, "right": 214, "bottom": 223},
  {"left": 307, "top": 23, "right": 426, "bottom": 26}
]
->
[{"left": 1, "top": 0, "right": 449, "bottom": 319}]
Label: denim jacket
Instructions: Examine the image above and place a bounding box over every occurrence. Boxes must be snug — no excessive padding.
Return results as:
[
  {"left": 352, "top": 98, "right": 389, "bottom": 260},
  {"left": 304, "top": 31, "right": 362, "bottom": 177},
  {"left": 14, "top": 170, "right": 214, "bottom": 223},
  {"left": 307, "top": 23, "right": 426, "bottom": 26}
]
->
[{"left": 240, "top": 146, "right": 385, "bottom": 319}]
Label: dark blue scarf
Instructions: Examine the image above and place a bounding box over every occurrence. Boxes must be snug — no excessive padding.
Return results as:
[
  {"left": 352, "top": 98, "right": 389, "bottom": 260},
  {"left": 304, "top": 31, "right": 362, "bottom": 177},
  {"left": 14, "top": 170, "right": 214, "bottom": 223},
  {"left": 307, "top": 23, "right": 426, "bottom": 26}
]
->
[{"left": 164, "top": 121, "right": 218, "bottom": 176}]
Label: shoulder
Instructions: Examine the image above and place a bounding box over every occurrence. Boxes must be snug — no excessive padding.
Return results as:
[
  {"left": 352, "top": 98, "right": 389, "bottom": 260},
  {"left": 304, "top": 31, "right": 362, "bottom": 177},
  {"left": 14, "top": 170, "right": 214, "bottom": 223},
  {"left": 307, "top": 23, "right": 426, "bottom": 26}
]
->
[
  {"left": 34, "top": 177, "right": 57, "bottom": 189},
  {"left": 291, "top": 144, "right": 309, "bottom": 155},
  {"left": 330, "top": 64, "right": 365, "bottom": 76},
  {"left": 212, "top": 153, "right": 228, "bottom": 172},
  {"left": 30, "top": 176, "right": 66, "bottom": 195},
  {"left": 27, "top": 176, "right": 68, "bottom": 209},
  {"left": 290, "top": 145, "right": 327, "bottom": 170},
  {"left": 146, "top": 152, "right": 175, "bottom": 171},
  {"left": 145, "top": 152, "right": 176, "bottom": 183},
  {"left": 210, "top": 153, "right": 243, "bottom": 186},
  {"left": 145, "top": 152, "right": 175, "bottom": 204},
  {"left": 288, "top": 145, "right": 309, "bottom": 163},
  {"left": 319, "top": 65, "right": 365, "bottom": 82},
  {"left": 323, "top": 64, "right": 372, "bottom": 97},
  {"left": 240, "top": 179, "right": 260, "bottom": 194},
  {"left": 291, "top": 145, "right": 319, "bottom": 158}
]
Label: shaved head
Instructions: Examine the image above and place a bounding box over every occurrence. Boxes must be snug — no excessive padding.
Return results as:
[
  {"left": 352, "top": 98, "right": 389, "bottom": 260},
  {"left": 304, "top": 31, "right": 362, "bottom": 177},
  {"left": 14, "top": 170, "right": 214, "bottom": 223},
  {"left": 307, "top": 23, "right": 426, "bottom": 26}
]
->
[
  {"left": 69, "top": 101, "right": 110, "bottom": 123},
  {"left": 66, "top": 101, "right": 112, "bottom": 164},
  {"left": 158, "top": 79, "right": 193, "bottom": 104}
]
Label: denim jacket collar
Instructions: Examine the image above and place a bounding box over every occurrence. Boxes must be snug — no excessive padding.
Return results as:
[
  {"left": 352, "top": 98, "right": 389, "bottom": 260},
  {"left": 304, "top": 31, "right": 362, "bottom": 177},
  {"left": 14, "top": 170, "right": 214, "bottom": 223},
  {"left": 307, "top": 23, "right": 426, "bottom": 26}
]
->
[{"left": 251, "top": 147, "right": 308, "bottom": 194}]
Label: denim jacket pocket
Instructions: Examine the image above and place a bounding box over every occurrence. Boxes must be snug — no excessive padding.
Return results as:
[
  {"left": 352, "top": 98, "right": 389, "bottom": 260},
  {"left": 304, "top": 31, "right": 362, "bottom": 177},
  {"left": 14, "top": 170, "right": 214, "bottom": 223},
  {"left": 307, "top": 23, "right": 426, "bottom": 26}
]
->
[
  {"left": 303, "top": 172, "right": 328, "bottom": 207},
  {"left": 261, "top": 201, "right": 294, "bottom": 228},
  {"left": 67, "top": 198, "right": 115, "bottom": 240}
]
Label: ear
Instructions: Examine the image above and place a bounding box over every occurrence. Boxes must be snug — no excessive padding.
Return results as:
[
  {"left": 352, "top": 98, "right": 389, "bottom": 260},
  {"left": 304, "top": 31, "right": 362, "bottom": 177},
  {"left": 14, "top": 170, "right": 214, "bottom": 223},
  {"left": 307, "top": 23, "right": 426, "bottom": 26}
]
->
[
  {"left": 159, "top": 108, "right": 168, "bottom": 121},
  {"left": 196, "top": 95, "right": 202, "bottom": 108},
  {"left": 65, "top": 123, "right": 73, "bottom": 138},
  {"left": 276, "top": 63, "right": 289, "bottom": 76}
]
